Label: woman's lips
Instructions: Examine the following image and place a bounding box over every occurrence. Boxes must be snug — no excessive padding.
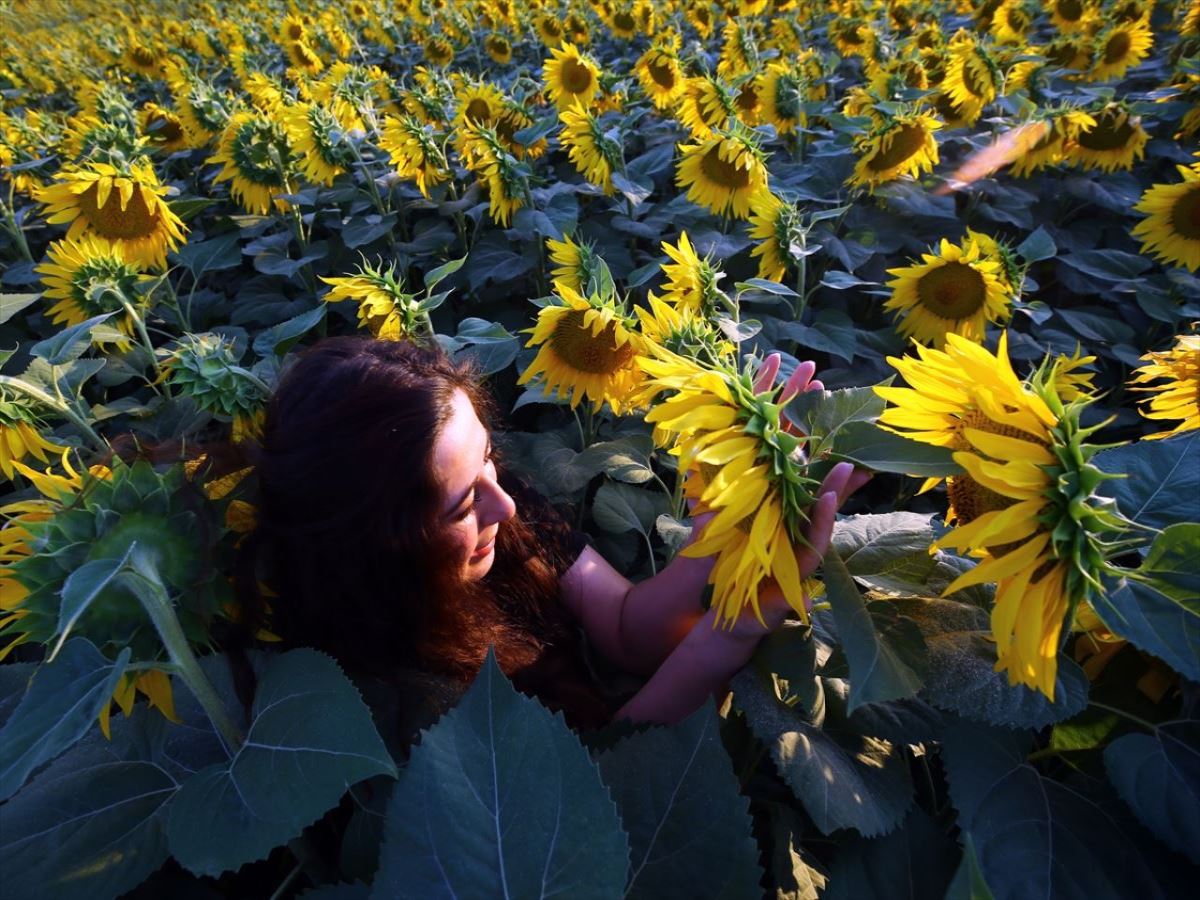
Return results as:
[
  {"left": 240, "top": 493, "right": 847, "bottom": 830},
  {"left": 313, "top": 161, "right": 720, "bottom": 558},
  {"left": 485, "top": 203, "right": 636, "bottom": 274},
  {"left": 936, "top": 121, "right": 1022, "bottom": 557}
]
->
[{"left": 470, "top": 534, "right": 496, "bottom": 560}]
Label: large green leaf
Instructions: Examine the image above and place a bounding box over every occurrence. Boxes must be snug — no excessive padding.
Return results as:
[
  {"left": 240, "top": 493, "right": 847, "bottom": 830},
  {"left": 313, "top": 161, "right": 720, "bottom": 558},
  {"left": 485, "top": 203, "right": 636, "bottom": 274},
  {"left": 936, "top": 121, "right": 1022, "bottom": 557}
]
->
[
  {"left": 173, "top": 231, "right": 242, "bottom": 278},
  {"left": 1096, "top": 433, "right": 1199, "bottom": 532},
  {"left": 732, "top": 667, "right": 913, "bottom": 837},
  {"left": 787, "top": 385, "right": 886, "bottom": 449},
  {"left": 824, "top": 808, "right": 960, "bottom": 900},
  {"left": 1104, "top": 721, "right": 1200, "bottom": 864},
  {"left": 942, "top": 724, "right": 1158, "bottom": 900},
  {"left": 0, "top": 713, "right": 175, "bottom": 900},
  {"left": 896, "top": 598, "right": 1089, "bottom": 730},
  {"left": 167, "top": 649, "right": 396, "bottom": 877},
  {"left": 1093, "top": 574, "right": 1200, "bottom": 683},
  {"left": 943, "top": 838, "right": 994, "bottom": 900},
  {"left": 50, "top": 547, "right": 137, "bottom": 660},
  {"left": 592, "top": 481, "right": 666, "bottom": 536},
  {"left": 0, "top": 637, "right": 130, "bottom": 801},
  {"left": 28, "top": 312, "right": 117, "bottom": 365},
  {"left": 371, "top": 651, "right": 630, "bottom": 899},
  {"left": 1138, "top": 524, "right": 1200, "bottom": 612},
  {"left": 821, "top": 550, "right": 928, "bottom": 712},
  {"left": 831, "top": 422, "right": 961, "bottom": 478},
  {"left": 597, "top": 706, "right": 761, "bottom": 899}
]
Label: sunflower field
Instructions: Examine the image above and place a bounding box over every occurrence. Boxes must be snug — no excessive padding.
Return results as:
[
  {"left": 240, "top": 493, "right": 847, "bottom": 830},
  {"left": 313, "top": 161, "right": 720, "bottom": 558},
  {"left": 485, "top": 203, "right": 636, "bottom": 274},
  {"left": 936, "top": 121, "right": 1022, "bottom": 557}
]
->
[{"left": 1, "top": 0, "right": 1199, "bottom": 896}]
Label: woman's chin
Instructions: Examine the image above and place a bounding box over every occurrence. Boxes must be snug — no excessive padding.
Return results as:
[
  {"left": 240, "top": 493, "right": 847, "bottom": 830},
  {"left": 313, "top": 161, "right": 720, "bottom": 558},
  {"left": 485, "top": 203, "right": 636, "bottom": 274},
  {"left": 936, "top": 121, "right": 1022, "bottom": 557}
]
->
[{"left": 465, "top": 537, "right": 497, "bottom": 579}]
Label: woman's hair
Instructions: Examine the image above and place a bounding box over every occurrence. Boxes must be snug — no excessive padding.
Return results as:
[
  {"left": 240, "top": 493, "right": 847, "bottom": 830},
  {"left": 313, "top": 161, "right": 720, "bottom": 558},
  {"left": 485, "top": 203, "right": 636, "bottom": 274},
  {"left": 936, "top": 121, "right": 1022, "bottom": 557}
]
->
[{"left": 239, "top": 336, "right": 571, "bottom": 682}]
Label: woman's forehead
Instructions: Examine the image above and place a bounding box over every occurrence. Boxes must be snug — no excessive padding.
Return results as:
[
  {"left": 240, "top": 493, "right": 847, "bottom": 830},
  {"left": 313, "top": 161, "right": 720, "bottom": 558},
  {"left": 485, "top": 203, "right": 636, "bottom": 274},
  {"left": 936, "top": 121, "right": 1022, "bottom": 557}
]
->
[{"left": 433, "top": 390, "right": 488, "bottom": 498}]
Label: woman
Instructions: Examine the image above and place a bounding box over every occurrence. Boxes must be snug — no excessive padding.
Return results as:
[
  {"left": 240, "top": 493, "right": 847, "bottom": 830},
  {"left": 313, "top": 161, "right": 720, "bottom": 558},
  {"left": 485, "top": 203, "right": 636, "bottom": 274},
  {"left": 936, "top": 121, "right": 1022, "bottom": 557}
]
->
[{"left": 241, "top": 335, "right": 865, "bottom": 738}]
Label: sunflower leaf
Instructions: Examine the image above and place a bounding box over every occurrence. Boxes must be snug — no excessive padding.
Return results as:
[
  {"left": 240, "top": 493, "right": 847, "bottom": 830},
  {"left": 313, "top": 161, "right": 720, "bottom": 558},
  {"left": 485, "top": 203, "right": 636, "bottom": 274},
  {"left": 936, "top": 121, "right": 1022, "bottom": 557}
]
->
[
  {"left": 29, "top": 312, "right": 118, "bottom": 365},
  {"left": 371, "top": 650, "right": 629, "bottom": 900},
  {"left": 831, "top": 421, "right": 961, "bottom": 477},
  {"left": 1096, "top": 432, "right": 1199, "bottom": 533},
  {"left": 823, "top": 808, "right": 960, "bottom": 900},
  {"left": 0, "top": 637, "right": 130, "bottom": 802}
]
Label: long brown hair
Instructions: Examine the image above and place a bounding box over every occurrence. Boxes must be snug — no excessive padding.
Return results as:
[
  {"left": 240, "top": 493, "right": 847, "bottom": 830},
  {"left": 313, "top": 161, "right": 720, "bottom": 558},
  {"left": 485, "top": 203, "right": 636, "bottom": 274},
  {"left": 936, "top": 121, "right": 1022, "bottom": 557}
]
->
[{"left": 240, "top": 336, "right": 572, "bottom": 682}]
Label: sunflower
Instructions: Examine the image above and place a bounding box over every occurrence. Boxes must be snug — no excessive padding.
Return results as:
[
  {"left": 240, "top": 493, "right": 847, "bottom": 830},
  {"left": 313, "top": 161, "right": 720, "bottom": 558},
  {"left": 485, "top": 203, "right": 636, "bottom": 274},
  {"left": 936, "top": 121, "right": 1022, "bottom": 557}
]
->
[
  {"left": 747, "top": 190, "right": 805, "bottom": 283},
  {"left": 285, "top": 40, "right": 325, "bottom": 75},
  {"left": 424, "top": 36, "right": 455, "bottom": 67},
  {"left": 832, "top": 18, "right": 876, "bottom": 59},
  {"left": 138, "top": 102, "right": 189, "bottom": 154},
  {"left": 637, "top": 350, "right": 820, "bottom": 627},
  {"left": 606, "top": 6, "right": 639, "bottom": 40},
  {"left": 207, "top": 110, "right": 296, "bottom": 215},
  {"left": 1067, "top": 105, "right": 1147, "bottom": 172},
  {"left": 848, "top": 112, "right": 941, "bottom": 191},
  {"left": 37, "top": 159, "right": 187, "bottom": 271},
  {"left": 676, "top": 127, "right": 769, "bottom": 220},
  {"left": 676, "top": 75, "right": 738, "bottom": 138},
  {"left": 35, "top": 235, "right": 152, "bottom": 350},
  {"left": 1009, "top": 109, "right": 1096, "bottom": 178},
  {"left": 168, "top": 70, "right": 231, "bottom": 147},
  {"left": 654, "top": 230, "right": 727, "bottom": 315},
  {"left": 543, "top": 42, "right": 601, "bottom": 111},
  {"left": 379, "top": 115, "right": 449, "bottom": 198},
  {"left": 518, "top": 284, "right": 645, "bottom": 413},
  {"left": 1050, "top": 0, "right": 1096, "bottom": 33},
  {"left": 877, "top": 334, "right": 1127, "bottom": 698},
  {"left": 687, "top": 1, "right": 716, "bottom": 40},
  {"left": 485, "top": 34, "right": 513, "bottom": 65},
  {"left": 1129, "top": 334, "right": 1200, "bottom": 439},
  {"left": 1088, "top": 18, "right": 1153, "bottom": 82},
  {"left": 565, "top": 13, "right": 591, "bottom": 45},
  {"left": 884, "top": 235, "right": 1013, "bottom": 347},
  {"left": 718, "top": 18, "right": 759, "bottom": 79},
  {"left": 281, "top": 102, "right": 357, "bottom": 186},
  {"left": 989, "top": 0, "right": 1032, "bottom": 45},
  {"left": 1132, "top": 164, "right": 1200, "bottom": 271},
  {"left": 942, "top": 40, "right": 999, "bottom": 125},
  {"left": 322, "top": 260, "right": 427, "bottom": 341},
  {"left": 559, "top": 101, "right": 622, "bottom": 194},
  {"left": 546, "top": 234, "right": 608, "bottom": 294},
  {"left": 0, "top": 402, "right": 64, "bottom": 481},
  {"left": 635, "top": 293, "right": 734, "bottom": 362},
  {"left": 635, "top": 45, "right": 685, "bottom": 110},
  {"left": 536, "top": 13, "right": 565, "bottom": 47},
  {"left": 758, "top": 61, "right": 810, "bottom": 136},
  {"left": 458, "top": 122, "right": 526, "bottom": 226}
]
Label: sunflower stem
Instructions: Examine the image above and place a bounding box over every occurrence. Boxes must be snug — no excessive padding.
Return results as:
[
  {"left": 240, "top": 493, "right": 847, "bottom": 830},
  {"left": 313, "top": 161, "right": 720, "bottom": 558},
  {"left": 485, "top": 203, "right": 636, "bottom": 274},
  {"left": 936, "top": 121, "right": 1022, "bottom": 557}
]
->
[
  {"left": 0, "top": 195, "right": 33, "bottom": 263},
  {"left": 123, "top": 561, "right": 244, "bottom": 754},
  {"left": 114, "top": 294, "right": 165, "bottom": 384},
  {"left": 0, "top": 374, "right": 109, "bottom": 454}
]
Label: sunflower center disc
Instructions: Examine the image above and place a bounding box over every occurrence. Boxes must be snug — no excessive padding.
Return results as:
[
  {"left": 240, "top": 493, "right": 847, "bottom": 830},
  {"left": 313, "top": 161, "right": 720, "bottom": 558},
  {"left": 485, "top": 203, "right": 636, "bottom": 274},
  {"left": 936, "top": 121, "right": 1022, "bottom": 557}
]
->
[
  {"left": 648, "top": 59, "right": 676, "bottom": 89},
  {"left": 1077, "top": 113, "right": 1134, "bottom": 151},
  {"left": 80, "top": 181, "right": 159, "bottom": 240},
  {"left": 963, "top": 57, "right": 988, "bottom": 98},
  {"left": 1057, "top": 0, "right": 1084, "bottom": 21},
  {"left": 915, "top": 262, "right": 986, "bottom": 319},
  {"left": 866, "top": 122, "right": 927, "bottom": 172},
  {"left": 465, "top": 99, "right": 493, "bottom": 123},
  {"left": 613, "top": 12, "right": 635, "bottom": 32},
  {"left": 946, "top": 474, "right": 1015, "bottom": 527},
  {"left": 560, "top": 58, "right": 594, "bottom": 95},
  {"left": 700, "top": 145, "right": 752, "bottom": 189},
  {"left": 551, "top": 309, "right": 635, "bottom": 374},
  {"left": 1104, "top": 31, "right": 1132, "bottom": 65},
  {"left": 1171, "top": 184, "right": 1200, "bottom": 240},
  {"left": 736, "top": 85, "right": 758, "bottom": 113}
]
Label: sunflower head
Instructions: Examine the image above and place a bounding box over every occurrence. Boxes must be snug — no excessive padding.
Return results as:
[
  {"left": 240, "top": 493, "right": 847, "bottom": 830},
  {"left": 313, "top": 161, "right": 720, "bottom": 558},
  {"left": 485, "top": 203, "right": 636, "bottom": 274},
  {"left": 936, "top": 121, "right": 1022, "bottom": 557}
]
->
[
  {"left": 207, "top": 110, "right": 297, "bottom": 215},
  {"left": 1129, "top": 333, "right": 1200, "bottom": 439},
  {"left": 321, "top": 258, "right": 430, "bottom": 342},
  {"left": 517, "top": 284, "right": 645, "bottom": 413},
  {"left": 37, "top": 158, "right": 187, "bottom": 270},
  {"left": 281, "top": 101, "right": 357, "bottom": 186},
  {"left": 138, "top": 102, "right": 189, "bottom": 154},
  {"left": 1068, "top": 104, "right": 1148, "bottom": 172},
  {"left": 543, "top": 42, "right": 602, "bottom": 111},
  {"left": 848, "top": 110, "right": 941, "bottom": 191},
  {"left": 747, "top": 190, "right": 807, "bottom": 283},
  {"left": 0, "top": 393, "right": 65, "bottom": 480},
  {"left": 1131, "top": 164, "right": 1200, "bottom": 271},
  {"left": 379, "top": 114, "right": 449, "bottom": 198},
  {"left": 162, "top": 333, "right": 270, "bottom": 425},
  {"left": 546, "top": 234, "right": 614, "bottom": 297},
  {"left": 656, "top": 230, "right": 729, "bottom": 315},
  {"left": 675, "top": 123, "right": 770, "bottom": 220}
]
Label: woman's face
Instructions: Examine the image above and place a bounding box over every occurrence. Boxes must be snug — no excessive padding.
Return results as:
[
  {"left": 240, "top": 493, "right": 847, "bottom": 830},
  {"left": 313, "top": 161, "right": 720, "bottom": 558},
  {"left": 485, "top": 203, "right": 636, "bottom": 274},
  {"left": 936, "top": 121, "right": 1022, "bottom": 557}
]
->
[{"left": 433, "top": 389, "right": 517, "bottom": 581}]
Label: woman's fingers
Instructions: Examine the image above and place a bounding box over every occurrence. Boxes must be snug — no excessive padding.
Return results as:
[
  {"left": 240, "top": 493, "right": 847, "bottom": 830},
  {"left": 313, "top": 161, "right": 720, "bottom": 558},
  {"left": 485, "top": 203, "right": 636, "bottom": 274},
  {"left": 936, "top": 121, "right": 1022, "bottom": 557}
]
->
[
  {"left": 795, "top": 490, "right": 838, "bottom": 577},
  {"left": 780, "top": 360, "right": 816, "bottom": 403},
  {"left": 816, "top": 460, "right": 854, "bottom": 503},
  {"left": 753, "top": 352, "right": 781, "bottom": 393}
]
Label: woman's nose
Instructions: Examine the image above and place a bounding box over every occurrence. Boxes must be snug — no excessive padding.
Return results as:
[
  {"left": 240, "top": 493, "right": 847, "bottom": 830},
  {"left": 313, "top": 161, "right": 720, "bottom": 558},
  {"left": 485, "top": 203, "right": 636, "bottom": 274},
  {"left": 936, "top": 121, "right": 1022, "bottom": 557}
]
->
[{"left": 482, "top": 481, "right": 517, "bottom": 526}]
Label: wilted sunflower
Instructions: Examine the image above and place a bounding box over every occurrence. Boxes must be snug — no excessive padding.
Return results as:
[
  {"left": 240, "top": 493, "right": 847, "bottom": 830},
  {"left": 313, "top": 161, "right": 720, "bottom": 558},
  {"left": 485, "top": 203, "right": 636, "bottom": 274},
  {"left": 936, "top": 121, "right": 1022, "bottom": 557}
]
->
[
  {"left": 379, "top": 115, "right": 449, "bottom": 197},
  {"left": 281, "top": 102, "right": 357, "bottom": 186},
  {"left": 1088, "top": 18, "right": 1153, "bottom": 81},
  {"left": 207, "top": 110, "right": 296, "bottom": 215},
  {"left": 322, "top": 260, "right": 430, "bottom": 342},
  {"left": 1131, "top": 163, "right": 1200, "bottom": 271},
  {"left": 138, "top": 102, "right": 189, "bottom": 154},
  {"left": 1129, "top": 334, "right": 1200, "bottom": 439},
  {"left": 635, "top": 45, "right": 685, "bottom": 110},
  {"left": 657, "top": 230, "right": 727, "bottom": 314},
  {"left": 38, "top": 159, "right": 187, "bottom": 271},
  {"left": 559, "top": 101, "right": 622, "bottom": 194},
  {"left": 485, "top": 34, "right": 513, "bottom": 65},
  {"left": 877, "top": 334, "right": 1128, "bottom": 698},
  {"left": 638, "top": 350, "right": 821, "bottom": 627},
  {"left": 676, "top": 126, "right": 769, "bottom": 220},
  {"left": 747, "top": 190, "right": 806, "bottom": 283},
  {"left": 848, "top": 112, "right": 941, "bottom": 190},
  {"left": 1067, "top": 105, "right": 1147, "bottom": 172},
  {"left": 517, "top": 284, "right": 645, "bottom": 413},
  {"left": 35, "top": 235, "right": 152, "bottom": 350},
  {"left": 884, "top": 235, "right": 1013, "bottom": 347},
  {"left": 543, "top": 43, "right": 601, "bottom": 111}
]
